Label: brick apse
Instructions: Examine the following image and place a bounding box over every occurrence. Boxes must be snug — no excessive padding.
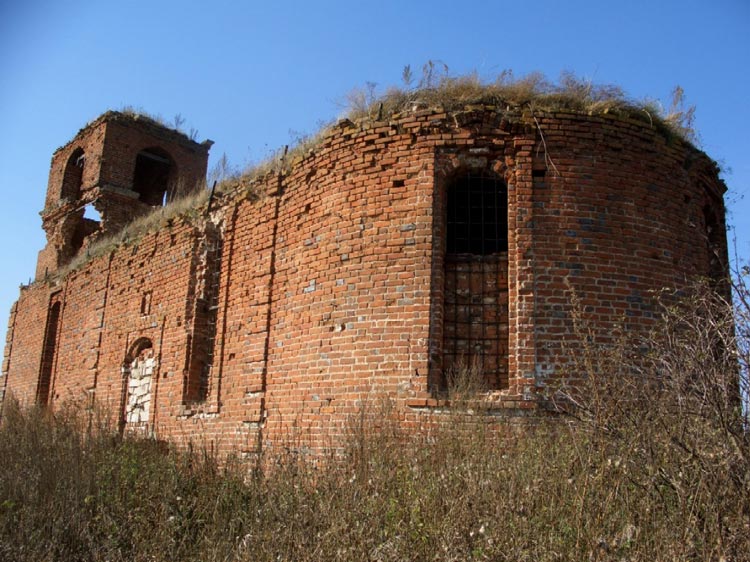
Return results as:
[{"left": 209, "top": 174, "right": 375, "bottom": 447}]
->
[{"left": 1, "top": 107, "right": 728, "bottom": 457}]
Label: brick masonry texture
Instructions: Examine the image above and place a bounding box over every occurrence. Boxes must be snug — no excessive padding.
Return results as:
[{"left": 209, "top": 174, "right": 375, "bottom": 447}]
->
[{"left": 1, "top": 106, "right": 728, "bottom": 457}]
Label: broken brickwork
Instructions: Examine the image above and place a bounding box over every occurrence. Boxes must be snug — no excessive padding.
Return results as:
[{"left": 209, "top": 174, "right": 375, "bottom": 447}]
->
[
  {"left": 36, "top": 112, "right": 212, "bottom": 279},
  {"left": 2, "top": 107, "right": 728, "bottom": 457}
]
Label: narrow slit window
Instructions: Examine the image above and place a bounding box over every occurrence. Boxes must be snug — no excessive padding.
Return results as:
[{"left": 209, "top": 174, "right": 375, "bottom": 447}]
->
[
  {"left": 703, "top": 202, "right": 725, "bottom": 283},
  {"left": 37, "top": 301, "right": 61, "bottom": 406},
  {"left": 121, "top": 338, "right": 155, "bottom": 434},
  {"left": 140, "top": 291, "right": 152, "bottom": 315}
]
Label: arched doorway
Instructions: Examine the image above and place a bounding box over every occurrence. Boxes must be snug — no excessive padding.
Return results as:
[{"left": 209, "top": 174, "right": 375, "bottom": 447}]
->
[{"left": 121, "top": 338, "right": 155, "bottom": 434}]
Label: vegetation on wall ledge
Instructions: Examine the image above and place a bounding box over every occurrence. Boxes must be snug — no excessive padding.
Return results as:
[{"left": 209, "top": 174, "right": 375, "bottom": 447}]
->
[
  {"left": 346, "top": 64, "right": 698, "bottom": 144},
  {"left": 42, "top": 66, "right": 701, "bottom": 283}
]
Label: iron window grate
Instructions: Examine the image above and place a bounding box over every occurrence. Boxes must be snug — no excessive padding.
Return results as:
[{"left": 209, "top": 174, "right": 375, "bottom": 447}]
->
[{"left": 443, "top": 173, "right": 508, "bottom": 390}]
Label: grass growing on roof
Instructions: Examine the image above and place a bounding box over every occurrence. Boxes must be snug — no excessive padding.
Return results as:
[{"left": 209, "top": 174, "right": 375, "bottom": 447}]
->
[
  {"left": 48, "top": 68, "right": 699, "bottom": 280},
  {"left": 53, "top": 187, "right": 211, "bottom": 279},
  {"left": 347, "top": 67, "right": 697, "bottom": 142}
]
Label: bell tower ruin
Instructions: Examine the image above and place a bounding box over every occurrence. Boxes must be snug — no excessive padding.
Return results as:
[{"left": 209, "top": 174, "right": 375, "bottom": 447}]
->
[{"left": 35, "top": 111, "right": 213, "bottom": 279}]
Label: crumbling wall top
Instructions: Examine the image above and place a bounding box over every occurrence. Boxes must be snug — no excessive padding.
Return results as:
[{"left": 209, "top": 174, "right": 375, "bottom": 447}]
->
[{"left": 53, "top": 110, "right": 213, "bottom": 157}]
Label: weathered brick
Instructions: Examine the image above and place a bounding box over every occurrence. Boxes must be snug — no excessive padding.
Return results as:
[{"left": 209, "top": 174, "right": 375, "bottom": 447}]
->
[{"left": 1, "top": 107, "right": 728, "bottom": 457}]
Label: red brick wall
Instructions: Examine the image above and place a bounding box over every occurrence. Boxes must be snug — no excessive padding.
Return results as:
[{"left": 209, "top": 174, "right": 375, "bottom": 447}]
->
[
  {"left": 259, "top": 121, "right": 436, "bottom": 452},
  {"left": 99, "top": 118, "right": 208, "bottom": 197},
  {"left": 525, "top": 112, "right": 727, "bottom": 390},
  {"left": 3, "top": 107, "right": 727, "bottom": 456},
  {"left": 3, "top": 288, "right": 50, "bottom": 404},
  {"left": 44, "top": 120, "right": 107, "bottom": 209}
]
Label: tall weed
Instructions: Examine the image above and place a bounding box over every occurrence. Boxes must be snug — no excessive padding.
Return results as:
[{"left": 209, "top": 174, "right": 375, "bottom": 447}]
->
[{"left": 1, "top": 279, "right": 747, "bottom": 561}]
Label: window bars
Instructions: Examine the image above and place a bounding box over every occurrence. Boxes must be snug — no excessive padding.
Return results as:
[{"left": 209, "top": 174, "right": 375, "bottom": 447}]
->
[{"left": 443, "top": 173, "right": 509, "bottom": 390}]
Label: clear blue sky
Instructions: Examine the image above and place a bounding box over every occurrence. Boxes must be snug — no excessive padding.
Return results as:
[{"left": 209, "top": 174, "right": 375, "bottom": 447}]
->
[{"left": 1, "top": 0, "right": 748, "bottom": 349}]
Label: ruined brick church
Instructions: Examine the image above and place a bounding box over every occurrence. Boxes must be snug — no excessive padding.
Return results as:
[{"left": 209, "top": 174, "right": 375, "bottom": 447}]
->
[{"left": 1, "top": 104, "right": 728, "bottom": 456}]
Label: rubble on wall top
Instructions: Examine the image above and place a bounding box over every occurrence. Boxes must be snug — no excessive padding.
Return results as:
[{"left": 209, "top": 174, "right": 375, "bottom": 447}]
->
[
  {"left": 39, "top": 72, "right": 723, "bottom": 286},
  {"left": 53, "top": 110, "right": 213, "bottom": 156}
]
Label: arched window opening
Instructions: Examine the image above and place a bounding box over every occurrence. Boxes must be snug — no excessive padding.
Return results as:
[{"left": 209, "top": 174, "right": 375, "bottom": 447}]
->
[
  {"left": 61, "top": 148, "right": 85, "bottom": 200},
  {"left": 132, "top": 148, "right": 174, "bottom": 206},
  {"left": 37, "top": 301, "right": 61, "bottom": 406},
  {"left": 443, "top": 172, "right": 509, "bottom": 391},
  {"left": 121, "top": 338, "right": 155, "bottom": 434}
]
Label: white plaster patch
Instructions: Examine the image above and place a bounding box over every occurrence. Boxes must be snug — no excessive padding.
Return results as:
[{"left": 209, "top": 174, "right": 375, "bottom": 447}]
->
[{"left": 125, "top": 351, "right": 155, "bottom": 425}]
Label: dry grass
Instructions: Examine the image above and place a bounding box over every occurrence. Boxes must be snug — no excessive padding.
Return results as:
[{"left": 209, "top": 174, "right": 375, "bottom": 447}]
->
[
  {"left": 53, "top": 188, "right": 212, "bottom": 279},
  {"left": 209, "top": 69, "right": 699, "bottom": 211},
  {"left": 45, "top": 69, "right": 699, "bottom": 281},
  {"left": 345, "top": 68, "right": 698, "bottom": 143},
  {"left": 1, "top": 279, "right": 748, "bottom": 561},
  {"left": 118, "top": 107, "right": 199, "bottom": 141}
]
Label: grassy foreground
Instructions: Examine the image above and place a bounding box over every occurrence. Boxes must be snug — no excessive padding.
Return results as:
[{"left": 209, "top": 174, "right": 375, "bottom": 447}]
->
[{"left": 1, "top": 285, "right": 748, "bottom": 561}]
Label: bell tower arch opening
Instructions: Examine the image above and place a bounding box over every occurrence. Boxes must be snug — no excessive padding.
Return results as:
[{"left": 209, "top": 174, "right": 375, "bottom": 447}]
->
[
  {"left": 132, "top": 147, "right": 176, "bottom": 206},
  {"left": 61, "top": 148, "right": 85, "bottom": 201},
  {"left": 34, "top": 112, "right": 212, "bottom": 280}
]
